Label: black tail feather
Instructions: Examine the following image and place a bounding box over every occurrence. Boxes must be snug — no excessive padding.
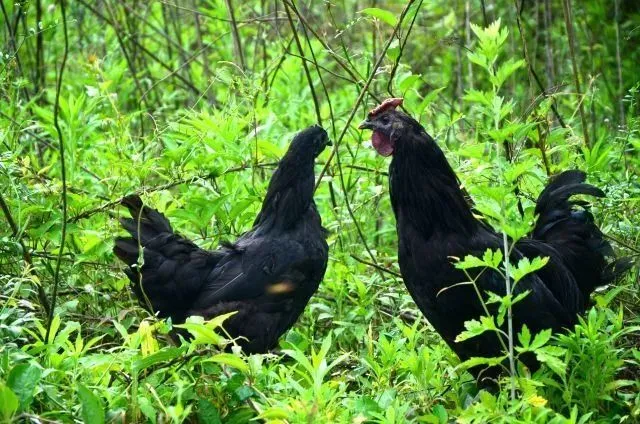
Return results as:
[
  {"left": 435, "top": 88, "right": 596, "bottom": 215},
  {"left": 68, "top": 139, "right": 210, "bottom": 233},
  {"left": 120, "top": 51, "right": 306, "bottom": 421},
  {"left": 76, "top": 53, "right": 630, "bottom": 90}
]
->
[
  {"left": 532, "top": 170, "right": 630, "bottom": 299},
  {"left": 601, "top": 257, "right": 635, "bottom": 284},
  {"left": 117, "top": 195, "right": 173, "bottom": 245}
]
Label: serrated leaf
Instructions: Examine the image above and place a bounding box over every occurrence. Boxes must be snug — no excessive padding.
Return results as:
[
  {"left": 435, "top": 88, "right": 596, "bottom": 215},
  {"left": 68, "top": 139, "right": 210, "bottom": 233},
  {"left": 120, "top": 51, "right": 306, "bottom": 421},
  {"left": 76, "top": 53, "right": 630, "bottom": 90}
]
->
[
  {"left": 455, "top": 316, "right": 497, "bottom": 342},
  {"left": 529, "top": 329, "right": 552, "bottom": 350},
  {"left": 454, "top": 254, "right": 487, "bottom": 270},
  {"left": 511, "top": 256, "right": 549, "bottom": 283},
  {"left": 458, "top": 354, "right": 508, "bottom": 370},
  {"left": 518, "top": 325, "right": 531, "bottom": 349},
  {"left": 463, "top": 89, "right": 492, "bottom": 106},
  {"left": 535, "top": 347, "right": 567, "bottom": 377},
  {"left": 526, "top": 395, "right": 548, "bottom": 407}
]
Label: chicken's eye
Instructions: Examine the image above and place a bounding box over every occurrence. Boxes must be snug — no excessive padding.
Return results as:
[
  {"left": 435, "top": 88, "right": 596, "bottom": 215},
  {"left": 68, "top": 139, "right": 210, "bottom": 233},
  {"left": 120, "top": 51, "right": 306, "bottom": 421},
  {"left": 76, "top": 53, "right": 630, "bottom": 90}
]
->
[{"left": 380, "top": 116, "right": 390, "bottom": 125}]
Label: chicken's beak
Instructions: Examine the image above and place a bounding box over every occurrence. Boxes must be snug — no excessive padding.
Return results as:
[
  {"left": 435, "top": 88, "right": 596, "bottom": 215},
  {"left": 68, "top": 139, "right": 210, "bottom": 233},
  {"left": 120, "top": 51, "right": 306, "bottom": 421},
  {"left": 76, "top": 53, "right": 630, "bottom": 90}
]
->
[
  {"left": 358, "top": 119, "right": 373, "bottom": 130},
  {"left": 326, "top": 139, "right": 333, "bottom": 146}
]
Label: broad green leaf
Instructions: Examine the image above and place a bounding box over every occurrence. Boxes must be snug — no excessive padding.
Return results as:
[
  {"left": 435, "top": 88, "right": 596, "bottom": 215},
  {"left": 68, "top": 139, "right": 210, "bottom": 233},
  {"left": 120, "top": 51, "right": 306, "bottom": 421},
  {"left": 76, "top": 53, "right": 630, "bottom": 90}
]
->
[
  {"left": 7, "top": 363, "right": 42, "bottom": 412},
  {"left": 360, "top": 8, "right": 397, "bottom": 27},
  {"left": 0, "top": 384, "right": 19, "bottom": 421},
  {"left": 198, "top": 399, "right": 222, "bottom": 424},
  {"left": 482, "top": 249, "right": 503, "bottom": 269},
  {"left": 77, "top": 384, "right": 105, "bottom": 424},
  {"left": 208, "top": 353, "right": 249, "bottom": 373},
  {"left": 258, "top": 406, "right": 290, "bottom": 420}
]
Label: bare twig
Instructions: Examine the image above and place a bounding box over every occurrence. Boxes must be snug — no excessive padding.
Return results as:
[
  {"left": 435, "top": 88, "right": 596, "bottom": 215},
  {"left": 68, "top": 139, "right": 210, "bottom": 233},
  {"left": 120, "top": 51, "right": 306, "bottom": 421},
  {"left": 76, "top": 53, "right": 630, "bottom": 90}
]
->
[
  {"left": 283, "top": 2, "right": 322, "bottom": 125},
  {"left": 310, "top": 1, "right": 417, "bottom": 277}
]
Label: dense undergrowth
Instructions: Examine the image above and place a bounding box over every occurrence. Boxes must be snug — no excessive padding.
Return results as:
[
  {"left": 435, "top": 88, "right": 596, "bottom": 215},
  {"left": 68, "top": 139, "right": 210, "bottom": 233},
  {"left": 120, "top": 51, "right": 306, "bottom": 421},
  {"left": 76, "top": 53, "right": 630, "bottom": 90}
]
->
[{"left": 1, "top": 1, "right": 639, "bottom": 422}]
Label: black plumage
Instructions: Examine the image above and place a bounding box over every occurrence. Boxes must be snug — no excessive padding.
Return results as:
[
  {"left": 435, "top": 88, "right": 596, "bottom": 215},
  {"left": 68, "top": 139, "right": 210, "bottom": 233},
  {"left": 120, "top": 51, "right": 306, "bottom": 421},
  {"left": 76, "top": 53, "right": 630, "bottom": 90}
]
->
[
  {"left": 360, "top": 99, "right": 631, "bottom": 382},
  {"left": 114, "top": 125, "right": 331, "bottom": 353}
]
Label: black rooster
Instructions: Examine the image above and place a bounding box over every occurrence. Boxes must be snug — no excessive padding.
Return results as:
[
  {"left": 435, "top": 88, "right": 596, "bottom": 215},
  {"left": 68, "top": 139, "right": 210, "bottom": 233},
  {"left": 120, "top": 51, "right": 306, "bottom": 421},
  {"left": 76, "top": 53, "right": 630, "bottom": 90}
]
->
[
  {"left": 359, "top": 98, "right": 631, "bottom": 381},
  {"left": 114, "top": 125, "right": 331, "bottom": 354}
]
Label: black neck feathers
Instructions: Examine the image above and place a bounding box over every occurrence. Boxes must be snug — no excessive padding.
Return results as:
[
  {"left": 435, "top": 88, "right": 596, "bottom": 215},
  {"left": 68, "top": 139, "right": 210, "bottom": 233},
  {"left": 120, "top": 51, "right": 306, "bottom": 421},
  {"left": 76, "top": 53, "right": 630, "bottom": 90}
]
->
[{"left": 389, "top": 130, "right": 477, "bottom": 237}]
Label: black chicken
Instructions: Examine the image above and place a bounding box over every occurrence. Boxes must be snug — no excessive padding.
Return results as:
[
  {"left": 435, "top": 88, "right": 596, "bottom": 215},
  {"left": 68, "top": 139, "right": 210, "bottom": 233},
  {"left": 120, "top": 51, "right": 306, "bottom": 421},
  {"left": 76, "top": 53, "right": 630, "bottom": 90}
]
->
[
  {"left": 359, "top": 98, "right": 631, "bottom": 381},
  {"left": 114, "top": 125, "right": 331, "bottom": 354}
]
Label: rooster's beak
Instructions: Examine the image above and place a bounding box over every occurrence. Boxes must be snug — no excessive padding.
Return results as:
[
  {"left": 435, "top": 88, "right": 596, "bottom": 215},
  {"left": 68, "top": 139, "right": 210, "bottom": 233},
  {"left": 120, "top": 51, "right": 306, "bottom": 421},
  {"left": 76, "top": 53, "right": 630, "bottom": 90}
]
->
[{"left": 358, "top": 119, "right": 373, "bottom": 130}]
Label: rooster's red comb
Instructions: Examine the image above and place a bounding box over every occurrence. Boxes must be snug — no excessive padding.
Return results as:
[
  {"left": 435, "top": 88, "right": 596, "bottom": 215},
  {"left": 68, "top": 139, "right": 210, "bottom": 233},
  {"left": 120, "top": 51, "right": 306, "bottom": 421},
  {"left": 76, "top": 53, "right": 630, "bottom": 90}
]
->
[{"left": 368, "top": 98, "right": 403, "bottom": 118}]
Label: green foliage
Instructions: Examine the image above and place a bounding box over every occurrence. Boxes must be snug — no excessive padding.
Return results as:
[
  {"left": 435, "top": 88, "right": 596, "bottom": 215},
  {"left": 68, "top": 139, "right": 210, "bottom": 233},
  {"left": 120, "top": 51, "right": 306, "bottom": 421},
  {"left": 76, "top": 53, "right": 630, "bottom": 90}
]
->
[{"left": 0, "top": 0, "right": 638, "bottom": 422}]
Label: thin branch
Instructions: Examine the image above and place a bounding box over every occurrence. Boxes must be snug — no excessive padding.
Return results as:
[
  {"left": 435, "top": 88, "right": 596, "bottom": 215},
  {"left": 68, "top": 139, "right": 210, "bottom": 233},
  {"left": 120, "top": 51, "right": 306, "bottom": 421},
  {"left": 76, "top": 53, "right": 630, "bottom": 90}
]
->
[
  {"left": 46, "top": 0, "right": 70, "bottom": 341},
  {"left": 68, "top": 162, "right": 278, "bottom": 223},
  {"left": 283, "top": 2, "right": 322, "bottom": 125},
  {"left": 224, "top": 0, "right": 246, "bottom": 70},
  {"left": 614, "top": 0, "right": 625, "bottom": 126},
  {"left": 561, "top": 0, "right": 590, "bottom": 146},
  {"left": 387, "top": 0, "right": 423, "bottom": 94},
  {"left": 350, "top": 255, "right": 402, "bottom": 278},
  {"left": 311, "top": 0, "right": 418, "bottom": 277}
]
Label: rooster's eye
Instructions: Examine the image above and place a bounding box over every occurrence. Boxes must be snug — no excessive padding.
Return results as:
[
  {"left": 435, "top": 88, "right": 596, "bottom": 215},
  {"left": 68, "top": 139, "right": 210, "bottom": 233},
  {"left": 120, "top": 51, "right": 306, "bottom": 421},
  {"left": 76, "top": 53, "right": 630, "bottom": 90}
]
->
[{"left": 380, "top": 116, "right": 390, "bottom": 125}]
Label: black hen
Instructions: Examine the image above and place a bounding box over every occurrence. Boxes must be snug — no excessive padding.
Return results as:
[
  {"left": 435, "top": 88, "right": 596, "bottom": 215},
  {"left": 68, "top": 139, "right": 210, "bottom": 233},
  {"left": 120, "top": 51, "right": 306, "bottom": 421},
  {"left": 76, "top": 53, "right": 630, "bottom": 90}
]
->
[
  {"left": 114, "top": 125, "right": 331, "bottom": 353},
  {"left": 359, "top": 98, "right": 631, "bottom": 381}
]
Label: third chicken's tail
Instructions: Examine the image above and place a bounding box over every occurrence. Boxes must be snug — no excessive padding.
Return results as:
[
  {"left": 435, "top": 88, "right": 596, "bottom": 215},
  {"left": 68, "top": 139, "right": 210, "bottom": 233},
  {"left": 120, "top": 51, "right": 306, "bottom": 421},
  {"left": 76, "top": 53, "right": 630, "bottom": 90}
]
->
[{"left": 533, "top": 170, "right": 632, "bottom": 298}]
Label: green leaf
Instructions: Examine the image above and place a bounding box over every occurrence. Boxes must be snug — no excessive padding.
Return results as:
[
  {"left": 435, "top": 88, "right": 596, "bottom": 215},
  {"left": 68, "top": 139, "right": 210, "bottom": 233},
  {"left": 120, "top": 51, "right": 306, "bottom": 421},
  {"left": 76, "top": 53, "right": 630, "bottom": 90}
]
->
[
  {"left": 234, "top": 385, "right": 254, "bottom": 401},
  {"left": 258, "top": 407, "right": 290, "bottom": 421},
  {"left": 77, "top": 384, "right": 105, "bottom": 424},
  {"left": 511, "top": 256, "right": 549, "bottom": 283},
  {"left": 0, "top": 384, "right": 19, "bottom": 422},
  {"left": 529, "top": 329, "right": 552, "bottom": 350},
  {"left": 418, "top": 87, "right": 446, "bottom": 115},
  {"left": 458, "top": 354, "right": 508, "bottom": 370},
  {"left": 132, "top": 346, "right": 186, "bottom": 373},
  {"left": 463, "top": 89, "right": 492, "bottom": 106},
  {"left": 490, "top": 58, "right": 525, "bottom": 88},
  {"left": 482, "top": 249, "right": 503, "bottom": 269},
  {"left": 535, "top": 345, "right": 567, "bottom": 377},
  {"left": 454, "top": 254, "right": 487, "bottom": 270},
  {"left": 455, "top": 316, "right": 497, "bottom": 342},
  {"left": 197, "top": 399, "right": 222, "bottom": 424},
  {"left": 360, "top": 8, "right": 398, "bottom": 27},
  {"left": 7, "top": 363, "right": 42, "bottom": 412},
  {"left": 518, "top": 325, "right": 531, "bottom": 349},
  {"left": 175, "top": 313, "right": 236, "bottom": 350},
  {"left": 208, "top": 353, "right": 249, "bottom": 373}
]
